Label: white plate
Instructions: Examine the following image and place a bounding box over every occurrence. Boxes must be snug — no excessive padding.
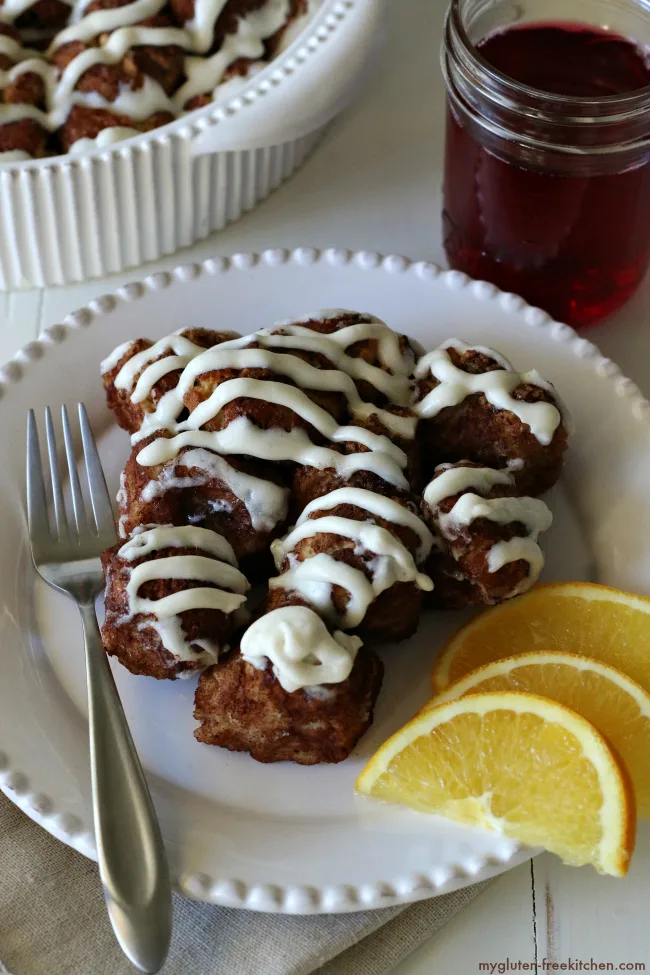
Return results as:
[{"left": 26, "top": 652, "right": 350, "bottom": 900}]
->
[{"left": 1, "top": 248, "right": 648, "bottom": 914}]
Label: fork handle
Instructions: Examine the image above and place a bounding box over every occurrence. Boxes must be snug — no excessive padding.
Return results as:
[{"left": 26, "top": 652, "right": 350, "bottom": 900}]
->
[{"left": 80, "top": 602, "right": 172, "bottom": 974}]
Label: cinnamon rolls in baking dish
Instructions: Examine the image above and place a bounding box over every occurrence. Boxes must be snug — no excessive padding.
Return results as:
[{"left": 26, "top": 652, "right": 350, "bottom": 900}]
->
[
  {"left": 100, "top": 311, "right": 570, "bottom": 764},
  {"left": 0, "top": 0, "right": 313, "bottom": 160}
]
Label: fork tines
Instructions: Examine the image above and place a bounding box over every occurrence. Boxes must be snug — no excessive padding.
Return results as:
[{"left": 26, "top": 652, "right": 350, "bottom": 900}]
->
[{"left": 27, "top": 405, "right": 116, "bottom": 555}]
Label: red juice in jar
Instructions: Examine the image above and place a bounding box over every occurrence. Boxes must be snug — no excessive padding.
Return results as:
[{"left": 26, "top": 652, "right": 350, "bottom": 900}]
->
[{"left": 442, "top": 19, "right": 650, "bottom": 326}]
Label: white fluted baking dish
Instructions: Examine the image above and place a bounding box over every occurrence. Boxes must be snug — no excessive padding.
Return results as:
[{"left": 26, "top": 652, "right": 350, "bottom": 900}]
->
[{"left": 0, "top": 0, "right": 385, "bottom": 289}]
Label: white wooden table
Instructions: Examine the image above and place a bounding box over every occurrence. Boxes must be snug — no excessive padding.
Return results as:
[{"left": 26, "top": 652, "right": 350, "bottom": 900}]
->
[{"left": 2, "top": 0, "right": 649, "bottom": 970}]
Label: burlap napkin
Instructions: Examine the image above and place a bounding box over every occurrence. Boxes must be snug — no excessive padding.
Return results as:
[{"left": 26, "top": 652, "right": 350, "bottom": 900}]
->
[{"left": 0, "top": 791, "right": 488, "bottom": 975}]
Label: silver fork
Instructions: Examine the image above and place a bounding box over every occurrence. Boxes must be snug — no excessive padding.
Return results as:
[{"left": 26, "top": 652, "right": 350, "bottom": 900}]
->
[{"left": 26, "top": 404, "right": 172, "bottom": 974}]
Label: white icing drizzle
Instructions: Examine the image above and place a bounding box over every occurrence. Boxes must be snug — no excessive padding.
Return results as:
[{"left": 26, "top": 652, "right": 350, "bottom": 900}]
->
[
  {"left": 240, "top": 605, "right": 361, "bottom": 693},
  {"left": 352, "top": 403, "right": 415, "bottom": 439},
  {"left": 113, "top": 331, "right": 208, "bottom": 392},
  {"left": 132, "top": 390, "right": 188, "bottom": 442},
  {"left": 184, "top": 0, "right": 228, "bottom": 54},
  {"left": 0, "top": 32, "right": 177, "bottom": 131},
  {"left": 423, "top": 464, "right": 514, "bottom": 510},
  {"left": 0, "top": 35, "right": 28, "bottom": 60},
  {"left": 185, "top": 315, "right": 413, "bottom": 380},
  {"left": 437, "top": 338, "right": 514, "bottom": 371},
  {"left": 414, "top": 340, "right": 563, "bottom": 446},
  {"left": 101, "top": 338, "right": 134, "bottom": 374},
  {"left": 116, "top": 468, "right": 127, "bottom": 504},
  {"left": 104, "top": 329, "right": 245, "bottom": 439},
  {"left": 0, "top": 148, "right": 31, "bottom": 161},
  {"left": 297, "top": 487, "right": 435, "bottom": 562},
  {"left": 130, "top": 353, "right": 195, "bottom": 403},
  {"left": 440, "top": 493, "right": 553, "bottom": 540},
  {"left": 0, "top": 34, "right": 44, "bottom": 62},
  {"left": 116, "top": 469, "right": 128, "bottom": 538},
  {"left": 209, "top": 57, "right": 263, "bottom": 98},
  {"left": 136, "top": 416, "right": 409, "bottom": 490},
  {"left": 130, "top": 521, "right": 164, "bottom": 535},
  {"left": 0, "top": 56, "right": 53, "bottom": 90},
  {"left": 523, "top": 368, "right": 575, "bottom": 435},
  {"left": 173, "top": 0, "right": 290, "bottom": 110},
  {"left": 178, "top": 360, "right": 415, "bottom": 448},
  {"left": 0, "top": 100, "right": 50, "bottom": 129},
  {"left": 109, "top": 330, "right": 218, "bottom": 437},
  {"left": 118, "top": 524, "right": 249, "bottom": 663},
  {"left": 269, "top": 553, "right": 374, "bottom": 629},
  {"left": 0, "top": 0, "right": 307, "bottom": 142},
  {"left": 109, "top": 314, "right": 417, "bottom": 553},
  {"left": 119, "top": 522, "right": 238, "bottom": 563},
  {"left": 139, "top": 446, "right": 289, "bottom": 532},
  {"left": 177, "top": 330, "right": 416, "bottom": 432},
  {"left": 423, "top": 463, "right": 552, "bottom": 590},
  {"left": 69, "top": 124, "right": 140, "bottom": 152},
  {"left": 78, "top": 73, "right": 173, "bottom": 119},
  {"left": 51, "top": 29, "right": 180, "bottom": 127},
  {"left": 272, "top": 0, "right": 318, "bottom": 52},
  {"left": 105, "top": 314, "right": 416, "bottom": 460},
  {"left": 487, "top": 537, "right": 546, "bottom": 594},
  {"left": 53, "top": 0, "right": 167, "bottom": 48},
  {"left": 68, "top": 0, "right": 97, "bottom": 24},
  {"left": 272, "top": 310, "right": 415, "bottom": 377},
  {"left": 273, "top": 515, "right": 432, "bottom": 589},
  {"left": 270, "top": 495, "right": 433, "bottom": 629},
  {"left": 320, "top": 322, "right": 415, "bottom": 377},
  {"left": 176, "top": 377, "right": 408, "bottom": 465},
  {"left": 269, "top": 549, "right": 431, "bottom": 630}
]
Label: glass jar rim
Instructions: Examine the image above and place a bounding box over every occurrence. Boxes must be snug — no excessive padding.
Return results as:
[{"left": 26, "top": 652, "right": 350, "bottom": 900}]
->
[{"left": 449, "top": 0, "right": 650, "bottom": 114}]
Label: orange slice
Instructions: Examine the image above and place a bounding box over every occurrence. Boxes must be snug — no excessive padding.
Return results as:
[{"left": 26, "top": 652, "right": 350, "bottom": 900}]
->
[
  {"left": 424, "top": 651, "right": 650, "bottom": 818},
  {"left": 356, "top": 691, "right": 635, "bottom": 876},
  {"left": 432, "top": 583, "right": 650, "bottom": 694}
]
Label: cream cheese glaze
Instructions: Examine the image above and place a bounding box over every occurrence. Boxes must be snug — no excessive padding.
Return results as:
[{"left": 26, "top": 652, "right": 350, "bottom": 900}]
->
[
  {"left": 0, "top": 0, "right": 308, "bottom": 149},
  {"left": 240, "top": 605, "right": 362, "bottom": 693},
  {"left": 103, "top": 329, "right": 226, "bottom": 439},
  {"left": 68, "top": 125, "right": 141, "bottom": 153},
  {"left": 138, "top": 446, "right": 289, "bottom": 532},
  {"left": 487, "top": 537, "right": 546, "bottom": 592},
  {"left": 269, "top": 489, "right": 433, "bottom": 629},
  {"left": 423, "top": 464, "right": 515, "bottom": 510},
  {"left": 106, "top": 314, "right": 417, "bottom": 448},
  {"left": 176, "top": 338, "right": 415, "bottom": 433},
  {"left": 178, "top": 377, "right": 408, "bottom": 462},
  {"left": 414, "top": 339, "right": 565, "bottom": 446},
  {"left": 137, "top": 417, "right": 409, "bottom": 489},
  {"left": 117, "top": 524, "right": 249, "bottom": 664},
  {"left": 273, "top": 309, "right": 416, "bottom": 377},
  {"left": 109, "top": 331, "right": 209, "bottom": 390},
  {"left": 296, "top": 487, "right": 435, "bottom": 562},
  {"left": 269, "top": 524, "right": 432, "bottom": 628},
  {"left": 440, "top": 493, "right": 553, "bottom": 539},
  {"left": 120, "top": 312, "right": 417, "bottom": 490},
  {"left": 125, "top": 315, "right": 417, "bottom": 443},
  {"left": 423, "top": 463, "right": 552, "bottom": 588},
  {"left": 173, "top": 0, "right": 290, "bottom": 109}
]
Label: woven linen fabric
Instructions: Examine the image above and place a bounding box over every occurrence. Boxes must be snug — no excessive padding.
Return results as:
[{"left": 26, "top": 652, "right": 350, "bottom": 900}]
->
[{"left": 0, "top": 792, "right": 488, "bottom": 975}]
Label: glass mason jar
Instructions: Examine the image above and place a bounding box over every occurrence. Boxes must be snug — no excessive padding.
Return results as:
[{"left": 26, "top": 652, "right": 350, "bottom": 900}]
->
[{"left": 441, "top": 0, "right": 650, "bottom": 327}]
